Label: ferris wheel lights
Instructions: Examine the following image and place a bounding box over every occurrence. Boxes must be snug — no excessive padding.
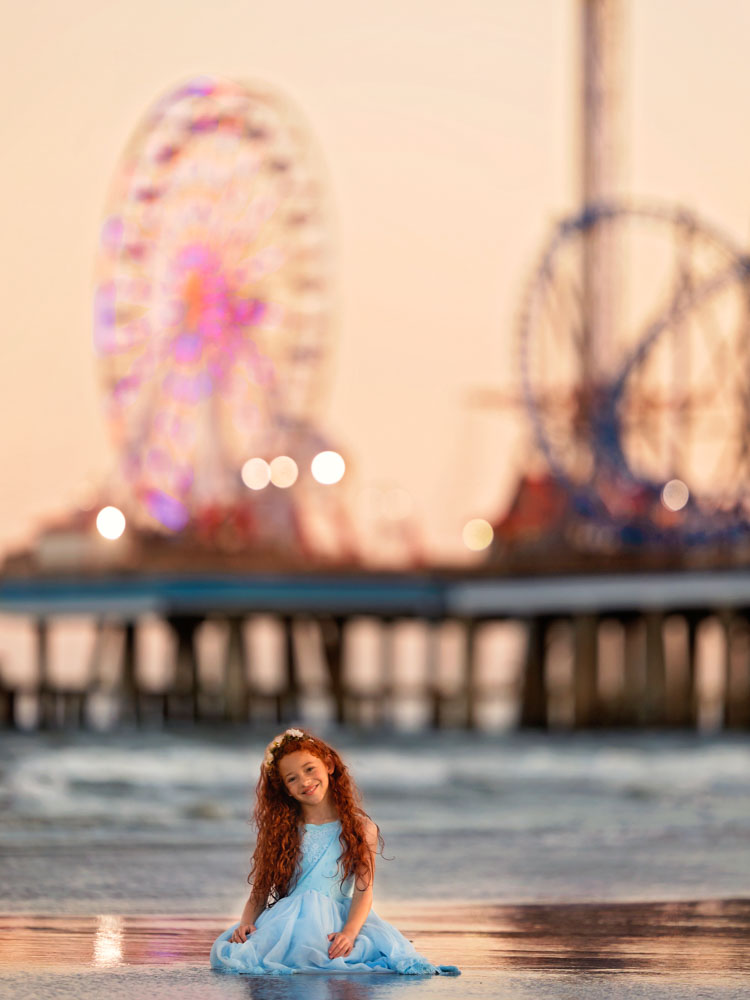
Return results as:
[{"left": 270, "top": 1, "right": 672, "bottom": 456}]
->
[
  {"left": 96, "top": 506, "right": 126, "bottom": 541},
  {"left": 186, "top": 77, "right": 216, "bottom": 96},
  {"left": 173, "top": 331, "right": 203, "bottom": 364},
  {"left": 97, "top": 79, "right": 330, "bottom": 526},
  {"left": 144, "top": 490, "right": 190, "bottom": 531},
  {"left": 242, "top": 457, "right": 271, "bottom": 490},
  {"left": 100, "top": 216, "right": 124, "bottom": 252},
  {"left": 270, "top": 456, "right": 299, "bottom": 488},
  {"left": 93, "top": 283, "right": 117, "bottom": 356},
  {"left": 462, "top": 518, "right": 494, "bottom": 552},
  {"left": 311, "top": 451, "right": 345, "bottom": 485},
  {"left": 661, "top": 479, "right": 689, "bottom": 512}
]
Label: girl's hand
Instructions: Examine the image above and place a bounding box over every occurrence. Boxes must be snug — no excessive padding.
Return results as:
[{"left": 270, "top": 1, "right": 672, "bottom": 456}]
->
[
  {"left": 327, "top": 929, "right": 355, "bottom": 959},
  {"left": 230, "top": 923, "right": 256, "bottom": 943}
]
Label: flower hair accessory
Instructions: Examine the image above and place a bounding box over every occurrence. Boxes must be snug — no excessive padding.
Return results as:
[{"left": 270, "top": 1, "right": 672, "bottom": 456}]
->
[{"left": 264, "top": 728, "right": 306, "bottom": 769}]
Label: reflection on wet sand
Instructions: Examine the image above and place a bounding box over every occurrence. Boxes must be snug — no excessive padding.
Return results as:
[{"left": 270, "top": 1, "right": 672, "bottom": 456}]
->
[
  {"left": 93, "top": 914, "right": 124, "bottom": 967},
  {"left": 397, "top": 898, "right": 750, "bottom": 974},
  {"left": 0, "top": 899, "right": 748, "bottom": 978},
  {"left": 239, "top": 973, "right": 407, "bottom": 1000}
]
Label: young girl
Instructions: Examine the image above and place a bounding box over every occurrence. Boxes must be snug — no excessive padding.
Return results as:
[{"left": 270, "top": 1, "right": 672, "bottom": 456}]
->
[{"left": 210, "top": 728, "right": 460, "bottom": 976}]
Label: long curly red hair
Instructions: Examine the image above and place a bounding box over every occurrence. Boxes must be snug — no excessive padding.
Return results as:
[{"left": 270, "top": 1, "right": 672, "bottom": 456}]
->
[{"left": 248, "top": 730, "right": 383, "bottom": 906}]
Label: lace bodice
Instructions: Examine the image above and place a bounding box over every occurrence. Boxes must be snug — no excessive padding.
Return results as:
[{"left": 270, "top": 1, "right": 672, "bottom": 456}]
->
[
  {"left": 294, "top": 819, "right": 353, "bottom": 901},
  {"left": 301, "top": 820, "right": 340, "bottom": 870}
]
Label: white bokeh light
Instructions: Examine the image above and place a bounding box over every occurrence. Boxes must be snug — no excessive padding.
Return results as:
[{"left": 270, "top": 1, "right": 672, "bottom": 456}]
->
[
  {"left": 462, "top": 518, "right": 494, "bottom": 551},
  {"left": 311, "top": 450, "right": 345, "bottom": 485},
  {"left": 93, "top": 914, "right": 124, "bottom": 967},
  {"left": 241, "top": 457, "right": 271, "bottom": 490},
  {"left": 270, "top": 455, "right": 299, "bottom": 488},
  {"left": 96, "top": 506, "right": 126, "bottom": 540},
  {"left": 661, "top": 479, "right": 690, "bottom": 512}
]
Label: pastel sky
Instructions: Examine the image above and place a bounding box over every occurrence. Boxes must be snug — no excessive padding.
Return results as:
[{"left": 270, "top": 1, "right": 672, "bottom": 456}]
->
[{"left": 2, "top": 0, "right": 749, "bottom": 563}]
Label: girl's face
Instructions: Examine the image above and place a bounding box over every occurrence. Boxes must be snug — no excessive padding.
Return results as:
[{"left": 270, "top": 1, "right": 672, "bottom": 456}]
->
[{"left": 277, "top": 750, "right": 334, "bottom": 810}]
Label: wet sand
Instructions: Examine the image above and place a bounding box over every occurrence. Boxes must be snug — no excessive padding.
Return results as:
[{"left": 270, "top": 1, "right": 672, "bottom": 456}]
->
[{"left": 1, "top": 899, "right": 748, "bottom": 999}]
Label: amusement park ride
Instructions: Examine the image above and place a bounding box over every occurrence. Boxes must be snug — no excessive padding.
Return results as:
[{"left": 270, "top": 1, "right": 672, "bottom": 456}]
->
[
  {"left": 7, "top": 77, "right": 356, "bottom": 575},
  {"left": 488, "top": 199, "right": 750, "bottom": 572},
  {"left": 487, "top": 0, "right": 750, "bottom": 571},
  {"left": 92, "top": 76, "right": 357, "bottom": 569}
]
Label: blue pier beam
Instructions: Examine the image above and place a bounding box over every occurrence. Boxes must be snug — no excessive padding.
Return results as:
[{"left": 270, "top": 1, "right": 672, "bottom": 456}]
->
[{"left": 0, "top": 572, "right": 447, "bottom": 620}]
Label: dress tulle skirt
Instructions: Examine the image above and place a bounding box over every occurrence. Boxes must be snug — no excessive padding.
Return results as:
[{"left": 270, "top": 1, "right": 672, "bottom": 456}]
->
[{"left": 210, "top": 888, "right": 460, "bottom": 976}]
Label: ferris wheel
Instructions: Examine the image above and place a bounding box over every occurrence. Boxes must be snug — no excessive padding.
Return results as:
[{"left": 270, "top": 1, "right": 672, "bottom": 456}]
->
[
  {"left": 93, "top": 77, "right": 333, "bottom": 533},
  {"left": 518, "top": 201, "right": 750, "bottom": 542}
]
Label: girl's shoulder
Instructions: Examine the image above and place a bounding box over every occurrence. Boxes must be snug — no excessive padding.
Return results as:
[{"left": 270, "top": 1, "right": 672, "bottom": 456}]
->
[
  {"left": 341, "top": 812, "right": 379, "bottom": 846},
  {"left": 360, "top": 815, "right": 379, "bottom": 849}
]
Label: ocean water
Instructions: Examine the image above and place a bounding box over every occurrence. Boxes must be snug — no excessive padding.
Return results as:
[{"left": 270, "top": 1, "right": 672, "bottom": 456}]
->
[{"left": 1, "top": 727, "right": 749, "bottom": 915}]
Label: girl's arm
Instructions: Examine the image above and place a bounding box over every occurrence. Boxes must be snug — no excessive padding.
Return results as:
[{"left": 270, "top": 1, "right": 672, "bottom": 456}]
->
[
  {"left": 328, "top": 819, "right": 378, "bottom": 959},
  {"left": 229, "top": 890, "right": 266, "bottom": 943}
]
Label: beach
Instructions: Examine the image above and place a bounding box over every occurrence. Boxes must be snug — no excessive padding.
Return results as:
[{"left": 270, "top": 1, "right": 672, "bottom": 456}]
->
[
  {"left": 1, "top": 902, "right": 749, "bottom": 999},
  {"left": 1, "top": 728, "right": 749, "bottom": 997}
]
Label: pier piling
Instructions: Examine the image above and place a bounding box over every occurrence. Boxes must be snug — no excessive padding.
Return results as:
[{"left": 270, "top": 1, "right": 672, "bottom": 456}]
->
[{"left": 520, "top": 616, "right": 549, "bottom": 728}]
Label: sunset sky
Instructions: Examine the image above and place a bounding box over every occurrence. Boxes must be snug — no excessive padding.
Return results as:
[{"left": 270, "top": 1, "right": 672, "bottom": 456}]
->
[{"left": 2, "top": 0, "right": 749, "bottom": 563}]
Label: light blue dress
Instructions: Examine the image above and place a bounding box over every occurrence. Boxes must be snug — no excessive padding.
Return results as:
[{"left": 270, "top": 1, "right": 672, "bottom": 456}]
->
[{"left": 210, "top": 820, "right": 460, "bottom": 976}]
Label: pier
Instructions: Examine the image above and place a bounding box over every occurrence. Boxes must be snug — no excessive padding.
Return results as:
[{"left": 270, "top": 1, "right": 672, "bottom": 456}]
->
[{"left": 1, "top": 568, "right": 749, "bottom": 732}]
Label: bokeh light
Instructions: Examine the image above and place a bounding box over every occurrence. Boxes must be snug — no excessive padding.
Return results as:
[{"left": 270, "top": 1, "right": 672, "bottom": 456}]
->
[
  {"left": 661, "top": 479, "right": 689, "bottom": 512},
  {"left": 144, "top": 489, "right": 189, "bottom": 532},
  {"left": 270, "top": 455, "right": 299, "bottom": 488},
  {"left": 462, "top": 518, "right": 494, "bottom": 551},
  {"left": 311, "top": 451, "right": 345, "bottom": 485},
  {"left": 96, "top": 506, "right": 126, "bottom": 540},
  {"left": 241, "top": 457, "right": 271, "bottom": 490},
  {"left": 93, "top": 914, "right": 124, "bottom": 967}
]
